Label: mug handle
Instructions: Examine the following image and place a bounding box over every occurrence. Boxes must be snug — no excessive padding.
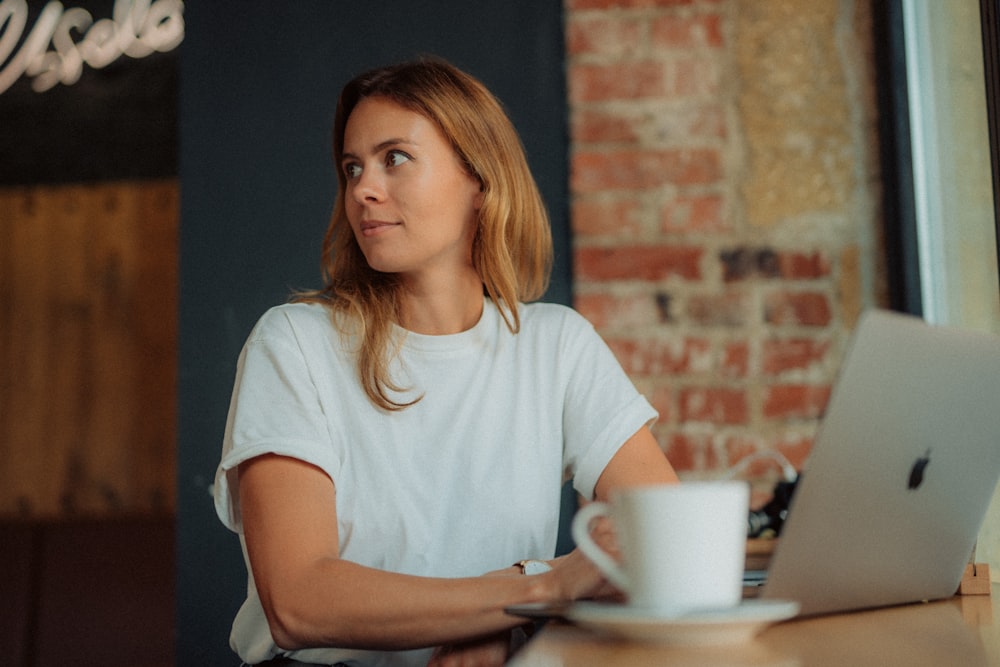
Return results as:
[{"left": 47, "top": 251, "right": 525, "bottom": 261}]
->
[{"left": 571, "top": 502, "right": 629, "bottom": 592}]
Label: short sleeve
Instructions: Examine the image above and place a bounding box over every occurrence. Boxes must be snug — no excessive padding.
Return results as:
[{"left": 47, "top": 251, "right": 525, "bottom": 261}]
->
[
  {"left": 213, "top": 309, "right": 343, "bottom": 533},
  {"left": 558, "top": 311, "right": 658, "bottom": 500}
]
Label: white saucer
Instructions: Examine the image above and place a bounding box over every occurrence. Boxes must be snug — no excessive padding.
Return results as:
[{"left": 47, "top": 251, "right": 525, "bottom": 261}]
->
[{"left": 567, "top": 599, "right": 799, "bottom": 646}]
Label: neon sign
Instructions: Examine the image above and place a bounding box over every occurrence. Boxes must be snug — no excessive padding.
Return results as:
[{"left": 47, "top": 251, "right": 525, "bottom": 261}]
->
[{"left": 0, "top": 0, "right": 184, "bottom": 95}]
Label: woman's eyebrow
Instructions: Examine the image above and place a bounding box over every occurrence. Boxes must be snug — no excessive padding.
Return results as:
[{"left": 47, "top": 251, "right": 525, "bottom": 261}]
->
[{"left": 342, "top": 138, "right": 416, "bottom": 162}]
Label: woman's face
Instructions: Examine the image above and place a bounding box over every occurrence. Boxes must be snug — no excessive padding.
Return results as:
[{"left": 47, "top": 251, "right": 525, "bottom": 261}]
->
[{"left": 341, "top": 96, "right": 483, "bottom": 280}]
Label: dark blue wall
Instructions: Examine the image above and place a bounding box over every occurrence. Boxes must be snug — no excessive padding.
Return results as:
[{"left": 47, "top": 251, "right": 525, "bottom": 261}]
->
[{"left": 177, "top": 3, "right": 569, "bottom": 664}]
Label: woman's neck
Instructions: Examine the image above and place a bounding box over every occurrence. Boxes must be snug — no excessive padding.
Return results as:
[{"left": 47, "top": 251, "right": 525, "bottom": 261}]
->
[{"left": 396, "top": 268, "right": 484, "bottom": 335}]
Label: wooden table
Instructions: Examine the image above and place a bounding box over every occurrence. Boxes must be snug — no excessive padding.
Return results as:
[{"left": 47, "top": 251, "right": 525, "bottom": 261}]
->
[{"left": 508, "top": 584, "right": 1000, "bottom": 666}]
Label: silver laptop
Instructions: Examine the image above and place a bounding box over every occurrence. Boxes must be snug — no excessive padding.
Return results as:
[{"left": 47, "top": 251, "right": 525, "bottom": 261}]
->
[{"left": 757, "top": 309, "right": 1000, "bottom": 616}]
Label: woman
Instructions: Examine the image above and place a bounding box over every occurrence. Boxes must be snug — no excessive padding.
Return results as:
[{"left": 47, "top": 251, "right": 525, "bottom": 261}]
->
[{"left": 214, "top": 57, "right": 678, "bottom": 667}]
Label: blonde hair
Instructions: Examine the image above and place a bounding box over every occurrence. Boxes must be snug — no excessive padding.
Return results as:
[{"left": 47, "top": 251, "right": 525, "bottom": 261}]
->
[{"left": 294, "top": 58, "right": 553, "bottom": 410}]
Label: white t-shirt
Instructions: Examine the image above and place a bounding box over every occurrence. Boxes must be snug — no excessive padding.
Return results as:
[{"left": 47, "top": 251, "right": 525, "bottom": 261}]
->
[{"left": 214, "top": 299, "right": 657, "bottom": 666}]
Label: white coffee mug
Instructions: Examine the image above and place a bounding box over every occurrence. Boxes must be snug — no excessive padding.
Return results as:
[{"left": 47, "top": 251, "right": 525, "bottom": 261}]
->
[{"left": 572, "top": 481, "right": 749, "bottom": 613}]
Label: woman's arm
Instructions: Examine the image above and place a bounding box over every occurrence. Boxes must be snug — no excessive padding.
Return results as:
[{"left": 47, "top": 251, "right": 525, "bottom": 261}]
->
[
  {"left": 593, "top": 425, "right": 679, "bottom": 502},
  {"left": 240, "top": 424, "right": 675, "bottom": 652},
  {"left": 239, "top": 454, "right": 600, "bottom": 652}
]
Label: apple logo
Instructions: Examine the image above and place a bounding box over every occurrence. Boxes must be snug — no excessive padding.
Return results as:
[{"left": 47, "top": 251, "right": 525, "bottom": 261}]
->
[{"left": 908, "top": 449, "right": 931, "bottom": 490}]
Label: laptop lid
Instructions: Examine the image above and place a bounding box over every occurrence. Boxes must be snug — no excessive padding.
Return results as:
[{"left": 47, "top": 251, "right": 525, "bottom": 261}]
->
[{"left": 760, "top": 309, "right": 1000, "bottom": 616}]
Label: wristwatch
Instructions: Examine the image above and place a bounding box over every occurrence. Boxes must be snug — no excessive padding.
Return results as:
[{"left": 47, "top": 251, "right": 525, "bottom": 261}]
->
[{"left": 514, "top": 559, "right": 553, "bottom": 575}]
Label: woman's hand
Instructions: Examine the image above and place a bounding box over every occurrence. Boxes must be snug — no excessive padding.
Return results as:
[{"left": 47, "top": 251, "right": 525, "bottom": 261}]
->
[{"left": 549, "top": 514, "right": 624, "bottom": 603}]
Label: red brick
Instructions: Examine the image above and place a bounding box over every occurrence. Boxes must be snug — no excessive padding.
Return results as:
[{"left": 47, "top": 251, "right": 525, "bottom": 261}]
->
[
  {"left": 763, "top": 384, "right": 831, "bottom": 420},
  {"left": 763, "top": 291, "right": 832, "bottom": 326},
  {"left": 648, "top": 104, "right": 727, "bottom": 142},
  {"left": 724, "top": 435, "right": 763, "bottom": 470},
  {"left": 775, "top": 434, "right": 814, "bottom": 472},
  {"left": 575, "top": 245, "right": 703, "bottom": 281},
  {"left": 573, "top": 292, "right": 660, "bottom": 329},
  {"left": 571, "top": 198, "right": 642, "bottom": 237},
  {"left": 668, "top": 432, "right": 811, "bottom": 479},
  {"left": 704, "top": 440, "right": 720, "bottom": 469},
  {"left": 664, "top": 432, "right": 700, "bottom": 472},
  {"left": 720, "top": 434, "right": 808, "bottom": 479},
  {"left": 648, "top": 384, "right": 675, "bottom": 423},
  {"left": 685, "top": 290, "right": 749, "bottom": 326},
  {"left": 778, "top": 251, "right": 832, "bottom": 279},
  {"left": 687, "top": 104, "right": 727, "bottom": 138},
  {"left": 720, "top": 246, "right": 780, "bottom": 281},
  {"left": 651, "top": 13, "right": 725, "bottom": 49},
  {"left": 671, "top": 57, "right": 721, "bottom": 97},
  {"left": 572, "top": 109, "right": 639, "bottom": 144},
  {"left": 720, "top": 247, "right": 832, "bottom": 282},
  {"left": 569, "top": 61, "right": 667, "bottom": 103},
  {"left": 664, "top": 431, "right": 721, "bottom": 473},
  {"left": 661, "top": 193, "right": 726, "bottom": 233},
  {"left": 605, "top": 336, "right": 711, "bottom": 376},
  {"left": 567, "top": 16, "right": 644, "bottom": 58},
  {"left": 571, "top": 148, "right": 722, "bottom": 192},
  {"left": 721, "top": 340, "right": 749, "bottom": 378},
  {"left": 574, "top": 293, "right": 614, "bottom": 329},
  {"left": 574, "top": 106, "right": 726, "bottom": 145},
  {"left": 680, "top": 386, "right": 749, "bottom": 424},
  {"left": 762, "top": 337, "right": 831, "bottom": 375}
]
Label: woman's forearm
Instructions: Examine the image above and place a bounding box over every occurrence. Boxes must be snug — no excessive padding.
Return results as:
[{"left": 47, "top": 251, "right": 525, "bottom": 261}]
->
[
  {"left": 262, "top": 557, "right": 559, "bottom": 651},
  {"left": 240, "top": 455, "right": 608, "bottom": 653}
]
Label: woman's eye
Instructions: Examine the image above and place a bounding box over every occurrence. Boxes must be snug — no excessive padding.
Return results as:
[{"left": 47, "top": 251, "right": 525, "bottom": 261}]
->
[
  {"left": 344, "top": 163, "right": 362, "bottom": 179},
  {"left": 386, "top": 150, "right": 411, "bottom": 168}
]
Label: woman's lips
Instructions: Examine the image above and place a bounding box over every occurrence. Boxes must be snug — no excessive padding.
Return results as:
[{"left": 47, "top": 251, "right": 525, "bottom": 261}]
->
[{"left": 359, "top": 220, "right": 400, "bottom": 237}]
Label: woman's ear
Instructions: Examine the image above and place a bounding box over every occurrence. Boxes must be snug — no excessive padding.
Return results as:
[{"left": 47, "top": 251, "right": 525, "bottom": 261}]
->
[{"left": 473, "top": 179, "right": 486, "bottom": 210}]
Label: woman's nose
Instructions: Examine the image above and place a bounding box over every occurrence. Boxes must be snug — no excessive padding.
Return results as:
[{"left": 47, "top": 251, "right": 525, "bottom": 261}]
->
[{"left": 352, "top": 169, "right": 385, "bottom": 203}]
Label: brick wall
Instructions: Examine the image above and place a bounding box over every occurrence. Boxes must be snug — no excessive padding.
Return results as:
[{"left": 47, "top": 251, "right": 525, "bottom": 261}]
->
[{"left": 565, "top": 0, "right": 886, "bottom": 495}]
